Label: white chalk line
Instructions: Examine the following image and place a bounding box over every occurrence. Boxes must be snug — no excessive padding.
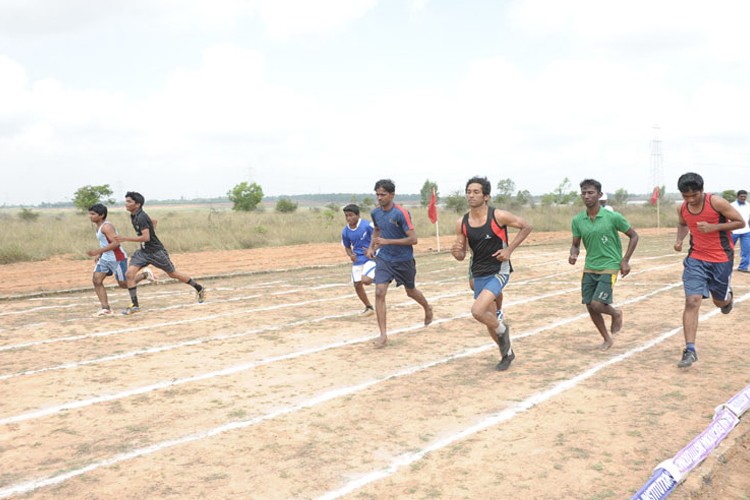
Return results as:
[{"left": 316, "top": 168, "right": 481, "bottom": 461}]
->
[
  {"left": 0, "top": 278, "right": 681, "bottom": 427},
  {"left": 0, "top": 261, "right": 593, "bottom": 352},
  {"left": 317, "top": 291, "right": 750, "bottom": 499},
  {"left": 0, "top": 260, "right": 680, "bottom": 386},
  {"left": 0, "top": 282, "right": 707, "bottom": 499},
  {"left": 0, "top": 286, "right": 580, "bottom": 425}
]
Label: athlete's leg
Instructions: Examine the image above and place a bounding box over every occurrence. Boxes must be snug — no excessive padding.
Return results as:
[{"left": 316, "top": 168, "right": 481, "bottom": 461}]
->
[
  {"left": 353, "top": 281, "right": 371, "bottom": 308},
  {"left": 92, "top": 272, "right": 110, "bottom": 308},
  {"left": 374, "top": 282, "right": 390, "bottom": 347},
  {"left": 404, "top": 286, "right": 433, "bottom": 326}
]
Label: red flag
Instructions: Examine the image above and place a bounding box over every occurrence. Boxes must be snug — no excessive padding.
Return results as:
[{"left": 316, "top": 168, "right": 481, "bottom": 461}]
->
[
  {"left": 427, "top": 188, "right": 438, "bottom": 224},
  {"left": 650, "top": 186, "right": 659, "bottom": 206}
]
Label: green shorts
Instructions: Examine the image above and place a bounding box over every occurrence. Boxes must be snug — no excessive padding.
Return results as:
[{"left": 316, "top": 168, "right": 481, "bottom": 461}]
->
[{"left": 581, "top": 272, "right": 617, "bottom": 305}]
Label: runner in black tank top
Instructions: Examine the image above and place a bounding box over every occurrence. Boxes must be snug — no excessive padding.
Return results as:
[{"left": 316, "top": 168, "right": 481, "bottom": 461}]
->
[{"left": 451, "top": 177, "right": 533, "bottom": 372}]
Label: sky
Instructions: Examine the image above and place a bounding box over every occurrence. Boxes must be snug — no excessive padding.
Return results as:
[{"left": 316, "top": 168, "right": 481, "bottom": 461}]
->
[{"left": 1, "top": 0, "right": 750, "bottom": 206}]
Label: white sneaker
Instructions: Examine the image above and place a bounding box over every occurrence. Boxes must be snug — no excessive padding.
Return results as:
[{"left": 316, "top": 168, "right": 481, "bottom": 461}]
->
[
  {"left": 142, "top": 268, "right": 157, "bottom": 284},
  {"left": 95, "top": 308, "right": 114, "bottom": 317},
  {"left": 360, "top": 306, "right": 375, "bottom": 317}
]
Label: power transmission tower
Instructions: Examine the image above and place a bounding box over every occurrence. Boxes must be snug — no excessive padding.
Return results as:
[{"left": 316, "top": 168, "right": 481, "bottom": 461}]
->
[{"left": 650, "top": 125, "right": 664, "bottom": 230}]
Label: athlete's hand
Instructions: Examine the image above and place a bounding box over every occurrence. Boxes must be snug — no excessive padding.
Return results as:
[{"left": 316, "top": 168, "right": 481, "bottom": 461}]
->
[
  {"left": 451, "top": 241, "right": 466, "bottom": 261},
  {"left": 696, "top": 221, "right": 713, "bottom": 233},
  {"left": 86, "top": 249, "right": 99, "bottom": 257},
  {"left": 568, "top": 254, "right": 578, "bottom": 265},
  {"left": 620, "top": 261, "right": 631, "bottom": 277},
  {"left": 674, "top": 241, "right": 683, "bottom": 252},
  {"left": 493, "top": 248, "right": 511, "bottom": 261}
]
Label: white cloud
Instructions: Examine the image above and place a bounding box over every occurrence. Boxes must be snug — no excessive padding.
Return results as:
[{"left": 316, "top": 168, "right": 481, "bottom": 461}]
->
[{"left": 256, "top": 0, "right": 377, "bottom": 40}]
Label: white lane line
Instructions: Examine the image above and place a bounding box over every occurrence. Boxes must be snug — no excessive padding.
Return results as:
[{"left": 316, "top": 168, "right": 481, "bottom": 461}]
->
[
  {"left": 0, "top": 283, "right": 716, "bottom": 499},
  {"left": 318, "top": 292, "right": 748, "bottom": 500},
  {"left": 0, "top": 282, "right": 680, "bottom": 426},
  {"left": 0, "top": 288, "right": 577, "bottom": 425},
  {"left": 0, "top": 263, "right": 588, "bottom": 352}
]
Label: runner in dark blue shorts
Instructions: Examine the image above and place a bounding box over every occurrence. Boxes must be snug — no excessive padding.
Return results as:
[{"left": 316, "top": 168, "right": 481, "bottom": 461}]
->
[{"left": 366, "top": 179, "right": 432, "bottom": 348}]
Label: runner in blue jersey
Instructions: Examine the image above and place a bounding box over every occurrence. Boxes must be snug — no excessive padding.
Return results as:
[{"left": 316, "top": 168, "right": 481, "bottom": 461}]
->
[
  {"left": 341, "top": 204, "right": 376, "bottom": 316},
  {"left": 366, "top": 179, "right": 433, "bottom": 348}
]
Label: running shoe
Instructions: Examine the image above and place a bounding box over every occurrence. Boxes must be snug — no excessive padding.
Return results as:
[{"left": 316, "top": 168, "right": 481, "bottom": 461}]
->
[
  {"left": 497, "top": 323, "right": 514, "bottom": 371},
  {"left": 721, "top": 289, "right": 733, "bottom": 314},
  {"left": 142, "top": 267, "right": 157, "bottom": 284},
  {"left": 677, "top": 349, "right": 697, "bottom": 368},
  {"left": 361, "top": 306, "right": 375, "bottom": 317},
  {"left": 121, "top": 305, "right": 140, "bottom": 315},
  {"left": 196, "top": 286, "right": 206, "bottom": 304},
  {"left": 95, "top": 308, "right": 113, "bottom": 317}
]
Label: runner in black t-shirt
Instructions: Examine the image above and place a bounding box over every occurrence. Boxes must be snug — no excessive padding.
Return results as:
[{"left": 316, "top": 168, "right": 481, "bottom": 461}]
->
[{"left": 115, "top": 191, "right": 205, "bottom": 314}]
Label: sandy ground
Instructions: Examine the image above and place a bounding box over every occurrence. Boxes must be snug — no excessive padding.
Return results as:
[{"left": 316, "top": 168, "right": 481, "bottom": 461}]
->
[{"left": 1, "top": 229, "right": 748, "bottom": 499}]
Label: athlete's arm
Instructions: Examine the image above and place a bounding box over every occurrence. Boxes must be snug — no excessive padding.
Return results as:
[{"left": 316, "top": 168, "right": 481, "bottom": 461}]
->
[
  {"left": 365, "top": 227, "right": 380, "bottom": 260},
  {"left": 451, "top": 217, "right": 467, "bottom": 261},
  {"left": 620, "top": 227, "right": 639, "bottom": 277},
  {"left": 674, "top": 208, "right": 689, "bottom": 252},
  {"left": 492, "top": 209, "right": 533, "bottom": 261},
  {"left": 87, "top": 224, "right": 121, "bottom": 256},
  {"left": 116, "top": 227, "right": 150, "bottom": 244},
  {"left": 569, "top": 236, "right": 581, "bottom": 265},
  {"left": 697, "top": 195, "right": 746, "bottom": 234}
]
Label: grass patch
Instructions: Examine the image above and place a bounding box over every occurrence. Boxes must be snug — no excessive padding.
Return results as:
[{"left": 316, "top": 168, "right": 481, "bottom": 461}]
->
[{"left": 0, "top": 203, "right": 677, "bottom": 263}]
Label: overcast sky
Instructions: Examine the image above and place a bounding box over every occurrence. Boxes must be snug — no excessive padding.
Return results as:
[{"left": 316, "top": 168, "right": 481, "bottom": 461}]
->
[{"left": 2, "top": 0, "right": 749, "bottom": 205}]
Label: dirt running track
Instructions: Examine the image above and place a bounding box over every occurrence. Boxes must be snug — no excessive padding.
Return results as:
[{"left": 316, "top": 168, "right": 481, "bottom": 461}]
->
[{"left": 1, "top": 229, "right": 748, "bottom": 499}]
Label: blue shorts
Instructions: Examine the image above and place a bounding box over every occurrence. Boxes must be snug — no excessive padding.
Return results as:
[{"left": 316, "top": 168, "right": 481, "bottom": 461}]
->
[
  {"left": 94, "top": 259, "right": 127, "bottom": 282},
  {"left": 473, "top": 273, "right": 510, "bottom": 299},
  {"left": 374, "top": 258, "right": 416, "bottom": 288},
  {"left": 682, "top": 257, "right": 733, "bottom": 300}
]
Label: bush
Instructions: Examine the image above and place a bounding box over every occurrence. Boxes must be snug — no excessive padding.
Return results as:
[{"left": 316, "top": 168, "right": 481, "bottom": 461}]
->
[
  {"left": 275, "top": 198, "right": 298, "bottom": 213},
  {"left": 18, "top": 208, "right": 40, "bottom": 222}
]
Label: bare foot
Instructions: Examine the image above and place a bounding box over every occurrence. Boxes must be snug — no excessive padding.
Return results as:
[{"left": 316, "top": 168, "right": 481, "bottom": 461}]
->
[
  {"left": 373, "top": 336, "right": 388, "bottom": 349},
  {"left": 599, "top": 339, "right": 613, "bottom": 351},
  {"left": 611, "top": 309, "right": 623, "bottom": 335},
  {"left": 424, "top": 306, "right": 433, "bottom": 326}
]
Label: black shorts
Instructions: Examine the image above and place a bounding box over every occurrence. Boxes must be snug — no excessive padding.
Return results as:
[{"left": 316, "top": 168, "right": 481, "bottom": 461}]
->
[
  {"left": 374, "top": 258, "right": 417, "bottom": 288},
  {"left": 129, "top": 248, "right": 175, "bottom": 273}
]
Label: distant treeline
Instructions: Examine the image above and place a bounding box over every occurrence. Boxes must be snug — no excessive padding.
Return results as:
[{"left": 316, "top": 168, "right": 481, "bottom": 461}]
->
[{"left": 9, "top": 193, "right": 422, "bottom": 209}]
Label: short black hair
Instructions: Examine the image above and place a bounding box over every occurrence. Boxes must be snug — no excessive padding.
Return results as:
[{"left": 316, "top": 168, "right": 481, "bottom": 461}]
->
[
  {"left": 737, "top": 189, "right": 748, "bottom": 196},
  {"left": 465, "top": 176, "right": 491, "bottom": 196},
  {"left": 579, "top": 179, "right": 602, "bottom": 193},
  {"left": 88, "top": 203, "right": 107, "bottom": 218},
  {"left": 125, "top": 191, "right": 145, "bottom": 206},
  {"left": 374, "top": 179, "right": 395, "bottom": 193},
  {"left": 342, "top": 204, "right": 360, "bottom": 215},
  {"left": 677, "top": 172, "right": 703, "bottom": 193}
]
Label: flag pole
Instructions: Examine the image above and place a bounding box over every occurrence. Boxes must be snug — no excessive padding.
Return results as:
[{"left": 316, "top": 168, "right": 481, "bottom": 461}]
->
[{"left": 435, "top": 220, "right": 440, "bottom": 252}]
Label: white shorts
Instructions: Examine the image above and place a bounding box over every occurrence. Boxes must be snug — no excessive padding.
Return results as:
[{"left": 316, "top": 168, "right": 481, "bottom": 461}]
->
[{"left": 351, "top": 260, "right": 376, "bottom": 283}]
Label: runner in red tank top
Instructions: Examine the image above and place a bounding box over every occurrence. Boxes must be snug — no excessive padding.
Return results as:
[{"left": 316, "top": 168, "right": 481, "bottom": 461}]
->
[{"left": 674, "top": 172, "right": 745, "bottom": 368}]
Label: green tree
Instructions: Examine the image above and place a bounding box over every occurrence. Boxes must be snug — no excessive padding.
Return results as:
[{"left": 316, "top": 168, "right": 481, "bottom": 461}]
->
[
  {"left": 227, "top": 182, "right": 264, "bottom": 211},
  {"left": 722, "top": 189, "right": 737, "bottom": 203},
  {"left": 493, "top": 178, "right": 516, "bottom": 206},
  {"left": 420, "top": 179, "right": 439, "bottom": 207},
  {"left": 613, "top": 188, "right": 629, "bottom": 206},
  {"left": 444, "top": 190, "right": 468, "bottom": 213},
  {"left": 545, "top": 177, "right": 577, "bottom": 205},
  {"left": 515, "top": 189, "right": 533, "bottom": 207},
  {"left": 275, "top": 198, "right": 298, "bottom": 213},
  {"left": 72, "top": 184, "right": 114, "bottom": 212}
]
